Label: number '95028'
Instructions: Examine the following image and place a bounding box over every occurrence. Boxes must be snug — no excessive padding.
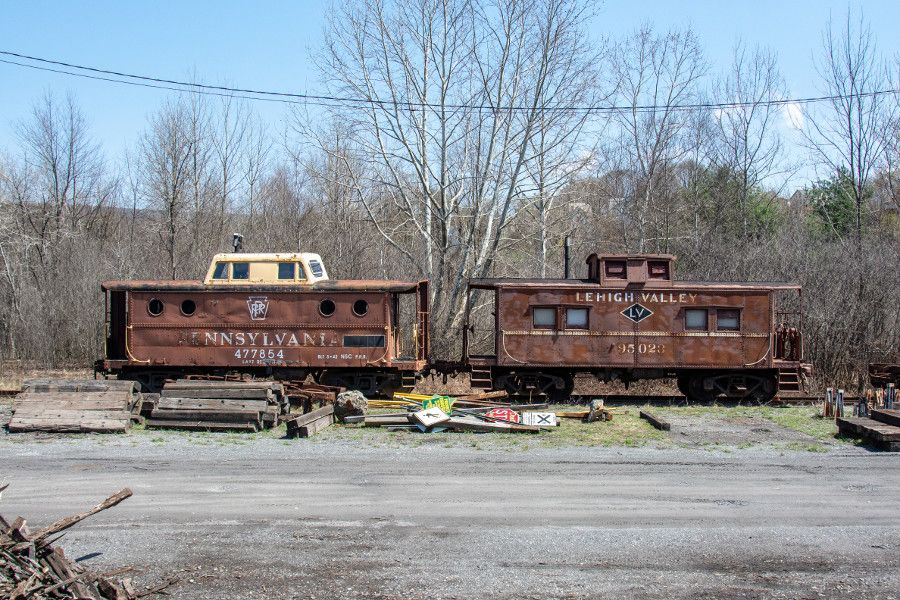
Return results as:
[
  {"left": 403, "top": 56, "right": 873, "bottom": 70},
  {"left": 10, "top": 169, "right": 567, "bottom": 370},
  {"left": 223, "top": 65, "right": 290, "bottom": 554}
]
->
[{"left": 616, "top": 343, "right": 665, "bottom": 354}]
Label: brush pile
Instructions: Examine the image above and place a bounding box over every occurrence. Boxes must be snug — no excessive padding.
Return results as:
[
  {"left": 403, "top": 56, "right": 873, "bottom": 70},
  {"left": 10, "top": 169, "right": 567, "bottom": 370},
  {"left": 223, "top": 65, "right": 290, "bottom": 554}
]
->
[{"left": 0, "top": 484, "right": 176, "bottom": 599}]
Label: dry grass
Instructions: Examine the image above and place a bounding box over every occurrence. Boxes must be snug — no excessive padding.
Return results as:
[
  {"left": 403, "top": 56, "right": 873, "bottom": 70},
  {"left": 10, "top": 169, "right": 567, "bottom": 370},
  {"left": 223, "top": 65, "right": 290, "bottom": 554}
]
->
[
  {"left": 0, "top": 362, "right": 93, "bottom": 391},
  {"left": 655, "top": 405, "right": 839, "bottom": 440},
  {"left": 312, "top": 404, "right": 670, "bottom": 450}
]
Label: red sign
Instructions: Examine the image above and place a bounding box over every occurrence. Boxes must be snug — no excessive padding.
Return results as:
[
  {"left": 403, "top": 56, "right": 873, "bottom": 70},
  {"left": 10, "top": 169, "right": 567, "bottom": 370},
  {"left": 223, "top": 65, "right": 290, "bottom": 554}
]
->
[{"left": 485, "top": 408, "right": 520, "bottom": 423}]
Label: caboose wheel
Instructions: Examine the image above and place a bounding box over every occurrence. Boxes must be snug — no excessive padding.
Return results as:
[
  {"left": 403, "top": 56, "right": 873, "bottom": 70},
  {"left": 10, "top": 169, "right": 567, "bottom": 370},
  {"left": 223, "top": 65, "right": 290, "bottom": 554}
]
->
[
  {"left": 684, "top": 373, "right": 777, "bottom": 404},
  {"left": 744, "top": 374, "right": 777, "bottom": 404},
  {"left": 538, "top": 374, "right": 574, "bottom": 403},
  {"left": 495, "top": 372, "right": 573, "bottom": 402},
  {"left": 686, "top": 376, "right": 715, "bottom": 403}
]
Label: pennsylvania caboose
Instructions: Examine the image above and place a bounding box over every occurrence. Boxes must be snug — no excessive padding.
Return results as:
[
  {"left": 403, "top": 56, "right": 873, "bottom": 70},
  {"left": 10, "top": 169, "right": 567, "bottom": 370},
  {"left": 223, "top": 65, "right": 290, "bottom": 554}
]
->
[
  {"left": 461, "top": 254, "right": 807, "bottom": 402},
  {"left": 98, "top": 253, "right": 428, "bottom": 394}
]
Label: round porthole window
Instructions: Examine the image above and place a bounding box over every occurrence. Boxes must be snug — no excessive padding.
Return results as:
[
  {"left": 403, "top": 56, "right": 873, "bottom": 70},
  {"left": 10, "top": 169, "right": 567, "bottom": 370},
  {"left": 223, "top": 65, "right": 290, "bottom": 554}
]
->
[
  {"left": 319, "top": 298, "right": 336, "bottom": 317},
  {"left": 181, "top": 299, "right": 196, "bottom": 316},
  {"left": 148, "top": 298, "right": 164, "bottom": 316},
  {"left": 352, "top": 299, "right": 368, "bottom": 317}
]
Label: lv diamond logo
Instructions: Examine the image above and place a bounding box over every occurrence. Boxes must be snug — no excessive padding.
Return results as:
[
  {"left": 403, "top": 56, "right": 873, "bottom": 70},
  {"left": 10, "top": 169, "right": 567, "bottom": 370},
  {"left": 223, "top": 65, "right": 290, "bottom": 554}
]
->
[{"left": 621, "top": 303, "right": 653, "bottom": 323}]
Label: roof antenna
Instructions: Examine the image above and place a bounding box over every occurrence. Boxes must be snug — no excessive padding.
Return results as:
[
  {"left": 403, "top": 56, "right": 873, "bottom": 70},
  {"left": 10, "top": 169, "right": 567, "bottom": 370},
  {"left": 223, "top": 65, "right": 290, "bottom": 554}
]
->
[{"left": 232, "top": 233, "right": 244, "bottom": 253}]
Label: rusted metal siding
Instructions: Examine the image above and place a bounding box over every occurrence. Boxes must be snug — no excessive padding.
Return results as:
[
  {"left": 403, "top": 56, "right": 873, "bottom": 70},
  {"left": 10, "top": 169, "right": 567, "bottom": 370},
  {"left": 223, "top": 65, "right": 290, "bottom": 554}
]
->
[
  {"left": 493, "top": 284, "right": 775, "bottom": 369},
  {"left": 117, "top": 286, "right": 425, "bottom": 370}
]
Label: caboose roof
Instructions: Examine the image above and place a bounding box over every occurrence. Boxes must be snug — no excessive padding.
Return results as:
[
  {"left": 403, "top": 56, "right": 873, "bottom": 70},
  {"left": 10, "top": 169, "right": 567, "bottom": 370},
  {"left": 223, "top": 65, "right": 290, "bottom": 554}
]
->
[
  {"left": 468, "top": 277, "right": 800, "bottom": 291},
  {"left": 101, "top": 279, "right": 424, "bottom": 293}
]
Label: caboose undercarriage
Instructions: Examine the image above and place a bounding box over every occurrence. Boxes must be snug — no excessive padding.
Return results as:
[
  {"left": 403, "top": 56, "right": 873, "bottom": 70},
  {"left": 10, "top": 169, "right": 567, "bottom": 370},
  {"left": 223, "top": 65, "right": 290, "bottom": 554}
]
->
[
  {"left": 107, "top": 365, "right": 419, "bottom": 397},
  {"left": 464, "top": 365, "right": 780, "bottom": 403}
]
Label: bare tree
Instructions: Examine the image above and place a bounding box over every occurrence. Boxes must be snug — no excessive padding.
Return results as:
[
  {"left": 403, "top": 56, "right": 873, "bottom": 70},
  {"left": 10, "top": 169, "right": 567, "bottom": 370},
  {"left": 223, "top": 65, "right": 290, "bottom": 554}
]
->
[
  {"left": 609, "top": 25, "right": 706, "bottom": 252},
  {"left": 313, "top": 0, "right": 598, "bottom": 349},
  {"left": 140, "top": 98, "right": 196, "bottom": 279},
  {"left": 711, "top": 43, "right": 786, "bottom": 238},
  {"left": 802, "top": 9, "right": 895, "bottom": 253}
]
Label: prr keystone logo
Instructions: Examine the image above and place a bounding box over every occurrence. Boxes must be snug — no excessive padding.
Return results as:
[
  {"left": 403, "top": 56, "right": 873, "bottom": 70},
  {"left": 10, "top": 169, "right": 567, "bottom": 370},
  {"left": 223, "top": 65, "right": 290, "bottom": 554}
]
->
[{"left": 247, "top": 296, "right": 269, "bottom": 321}]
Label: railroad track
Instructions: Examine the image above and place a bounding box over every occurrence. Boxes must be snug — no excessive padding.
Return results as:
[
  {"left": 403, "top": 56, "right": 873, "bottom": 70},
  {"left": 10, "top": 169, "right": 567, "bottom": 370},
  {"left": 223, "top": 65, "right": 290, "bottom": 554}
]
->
[{"left": 552, "top": 393, "right": 838, "bottom": 406}]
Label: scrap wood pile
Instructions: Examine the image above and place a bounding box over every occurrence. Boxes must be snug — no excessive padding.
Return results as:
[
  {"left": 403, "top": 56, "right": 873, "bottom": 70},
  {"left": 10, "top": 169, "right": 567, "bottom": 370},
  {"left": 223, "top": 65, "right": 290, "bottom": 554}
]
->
[
  {"left": 352, "top": 392, "right": 614, "bottom": 433},
  {"left": 282, "top": 388, "right": 356, "bottom": 438},
  {"left": 7, "top": 379, "right": 142, "bottom": 434},
  {"left": 833, "top": 384, "right": 900, "bottom": 452},
  {"left": 143, "top": 380, "right": 288, "bottom": 432},
  {"left": 282, "top": 382, "right": 343, "bottom": 413},
  {"left": 0, "top": 484, "right": 176, "bottom": 599}
]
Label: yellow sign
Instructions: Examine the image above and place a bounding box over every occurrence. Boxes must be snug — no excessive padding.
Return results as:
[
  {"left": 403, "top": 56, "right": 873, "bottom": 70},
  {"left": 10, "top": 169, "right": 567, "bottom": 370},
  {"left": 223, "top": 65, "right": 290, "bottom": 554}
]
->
[{"left": 422, "top": 395, "right": 454, "bottom": 414}]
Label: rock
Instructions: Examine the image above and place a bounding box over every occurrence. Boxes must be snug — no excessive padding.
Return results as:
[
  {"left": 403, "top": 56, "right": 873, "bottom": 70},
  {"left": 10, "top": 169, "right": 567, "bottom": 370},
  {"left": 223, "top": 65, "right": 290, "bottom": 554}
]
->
[{"left": 334, "top": 391, "right": 368, "bottom": 422}]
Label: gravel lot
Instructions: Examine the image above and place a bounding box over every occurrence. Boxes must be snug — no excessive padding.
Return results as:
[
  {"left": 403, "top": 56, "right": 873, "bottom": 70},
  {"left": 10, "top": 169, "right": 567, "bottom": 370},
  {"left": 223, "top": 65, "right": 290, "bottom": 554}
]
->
[{"left": 1, "top": 429, "right": 898, "bottom": 599}]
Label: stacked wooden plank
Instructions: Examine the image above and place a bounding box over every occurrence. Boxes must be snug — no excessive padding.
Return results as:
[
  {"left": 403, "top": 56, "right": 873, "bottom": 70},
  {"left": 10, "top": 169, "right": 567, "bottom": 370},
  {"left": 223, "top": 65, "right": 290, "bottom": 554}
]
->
[
  {"left": 285, "top": 382, "right": 342, "bottom": 413},
  {"left": 837, "top": 409, "right": 900, "bottom": 451},
  {"left": 1, "top": 484, "right": 177, "bottom": 599},
  {"left": 145, "top": 380, "right": 286, "bottom": 432},
  {"left": 285, "top": 404, "right": 335, "bottom": 438},
  {"left": 7, "top": 379, "right": 140, "bottom": 434}
]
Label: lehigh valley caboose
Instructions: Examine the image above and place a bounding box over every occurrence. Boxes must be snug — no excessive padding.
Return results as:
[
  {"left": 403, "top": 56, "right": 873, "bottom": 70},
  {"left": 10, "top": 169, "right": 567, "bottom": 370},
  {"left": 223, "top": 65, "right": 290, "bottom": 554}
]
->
[
  {"left": 462, "top": 254, "right": 806, "bottom": 402},
  {"left": 99, "top": 253, "right": 428, "bottom": 394}
]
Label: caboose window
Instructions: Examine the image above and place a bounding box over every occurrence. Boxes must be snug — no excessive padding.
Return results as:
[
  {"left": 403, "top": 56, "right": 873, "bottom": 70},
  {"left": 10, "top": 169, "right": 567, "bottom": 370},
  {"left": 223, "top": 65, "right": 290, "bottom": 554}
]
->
[
  {"left": 604, "top": 260, "right": 626, "bottom": 279},
  {"left": 717, "top": 309, "right": 740, "bottom": 331},
  {"left": 533, "top": 307, "right": 556, "bottom": 329},
  {"left": 278, "top": 263, "right": 295, "bottom": 280},
  {"left": 212, "top": 262, "right": 228, "bottom": 280},
  {"left": 232, "top": 262, "right": 249, "bottom": 279},
  {"left": 648, "top": 260, "right": 670, "bottom": 280},
  {"left": 685, "top": 309, "right": 708, "bottom": 330},
  {"left": 565, "top": 308, "right": 588, "bottom": 329},
  {"left": 147, "top": 298, "right": 164, "bottom": 316},
  {"left": 309, "top": 260, "right": 324, "bottom": 278},
  {"left": 344, "top": 335, "right": 386, "bottom": 347},
  {"left": 297, "top": 263, "right": 307, "bottom": 280}
]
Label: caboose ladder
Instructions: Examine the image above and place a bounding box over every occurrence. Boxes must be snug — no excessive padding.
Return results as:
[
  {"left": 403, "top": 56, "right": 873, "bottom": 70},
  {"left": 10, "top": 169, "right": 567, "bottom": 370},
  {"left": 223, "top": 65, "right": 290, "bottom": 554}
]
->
[
  {"left": 470, "top": 366, "right": 493, "bottom": 390},
  {"left": 776, "top": 368, "right": 802, "bottom": 394}
]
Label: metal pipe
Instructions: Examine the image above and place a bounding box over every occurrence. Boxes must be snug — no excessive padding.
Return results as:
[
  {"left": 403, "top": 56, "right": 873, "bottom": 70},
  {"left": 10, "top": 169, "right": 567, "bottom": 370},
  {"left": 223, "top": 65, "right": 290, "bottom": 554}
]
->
[{"left": 564, "top": 236, "right": 571, "bottom": 279}]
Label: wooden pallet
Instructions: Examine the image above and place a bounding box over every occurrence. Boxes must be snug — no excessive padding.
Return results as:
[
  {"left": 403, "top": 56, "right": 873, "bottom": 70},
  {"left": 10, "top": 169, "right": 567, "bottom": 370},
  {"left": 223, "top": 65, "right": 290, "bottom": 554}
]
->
[
  {"left": 836, "top": 416, "right": 900, "bottom": 451},
  {"left": 8, "top": 383, "right": 139, "bottom": 433}
]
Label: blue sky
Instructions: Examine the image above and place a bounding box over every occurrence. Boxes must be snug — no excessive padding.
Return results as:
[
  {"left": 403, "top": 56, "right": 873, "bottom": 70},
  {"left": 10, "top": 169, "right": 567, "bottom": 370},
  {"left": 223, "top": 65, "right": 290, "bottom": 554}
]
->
[{"left": 0, "top": 0, "right": 897, "bottom": 186}]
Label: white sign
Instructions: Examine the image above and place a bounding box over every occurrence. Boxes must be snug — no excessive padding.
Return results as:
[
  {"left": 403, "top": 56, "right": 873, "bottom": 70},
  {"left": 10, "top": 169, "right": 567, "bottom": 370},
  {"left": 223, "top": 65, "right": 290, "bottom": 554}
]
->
[
  {"left": 412, "top": 407, "right": 451, "bottom": 428},
  {"left": 521, "top": 412, "right": 558, "bottom": 427}
]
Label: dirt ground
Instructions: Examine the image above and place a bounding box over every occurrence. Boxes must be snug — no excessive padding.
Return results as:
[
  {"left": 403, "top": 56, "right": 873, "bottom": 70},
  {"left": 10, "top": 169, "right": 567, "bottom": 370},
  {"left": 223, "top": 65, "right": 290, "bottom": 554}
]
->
[{"left": 2, "top": 405, "right": 899, "bottom": 599}]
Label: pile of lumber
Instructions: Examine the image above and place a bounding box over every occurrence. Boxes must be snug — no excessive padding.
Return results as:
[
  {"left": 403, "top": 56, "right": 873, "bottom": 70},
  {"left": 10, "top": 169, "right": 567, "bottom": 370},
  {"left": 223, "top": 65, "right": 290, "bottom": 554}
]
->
[
  {"left": 837, "top": 408, "right": 900, "bottom": 451},
  {"left": 144, "top": 380, "right": 287, "bottom": 432},
  {"left": 0, "top": 484, "right": 176, "bottom": 599},
  {"left": 284, "top": 404, "right": 335, "bottom": 438},
  {"left": 284, "top": 382, "right": 342, "bottom": 413},
  {"left": 7, "top": 379, "right": 141, "bottom": 434}
]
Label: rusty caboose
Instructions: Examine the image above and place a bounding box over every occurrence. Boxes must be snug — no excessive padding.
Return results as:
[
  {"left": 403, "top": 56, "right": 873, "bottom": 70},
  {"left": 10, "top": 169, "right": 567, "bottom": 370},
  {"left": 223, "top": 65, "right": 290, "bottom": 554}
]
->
[
  {"left": 461, "top": 254, "right": 806, "bottom": 402},
  {"left": 98, "top": 253, "right": 428, "bottom": 394}
]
